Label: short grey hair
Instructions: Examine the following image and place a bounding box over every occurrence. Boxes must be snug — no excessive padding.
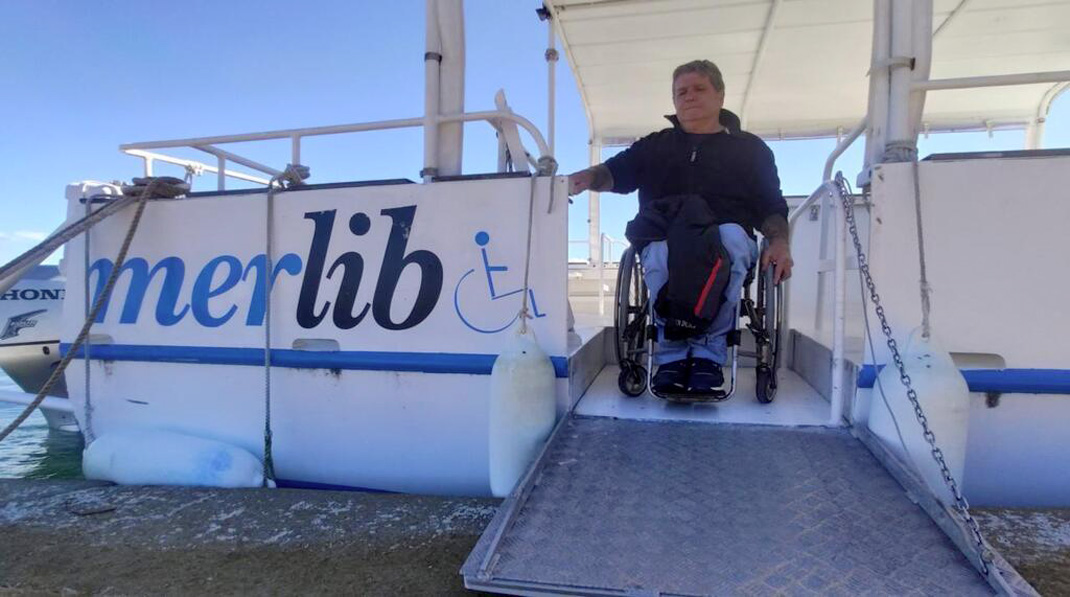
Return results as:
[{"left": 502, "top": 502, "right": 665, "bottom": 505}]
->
[{"left": 672, "top": 60, "right": 725, "bottom": 93}]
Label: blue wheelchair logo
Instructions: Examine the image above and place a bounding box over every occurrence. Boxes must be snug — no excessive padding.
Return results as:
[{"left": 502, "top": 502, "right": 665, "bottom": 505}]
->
[{"left": 453, "top": 231, "right": 546, "bottom": 334}]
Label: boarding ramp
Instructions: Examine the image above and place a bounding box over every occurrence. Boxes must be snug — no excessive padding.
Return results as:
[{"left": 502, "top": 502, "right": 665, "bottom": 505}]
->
[
  {"left": 462, "top": 366, "right": 1026, "bottom": 595},
  {"left": 463, "top": 419, "right": 992, "bottom": 595}
]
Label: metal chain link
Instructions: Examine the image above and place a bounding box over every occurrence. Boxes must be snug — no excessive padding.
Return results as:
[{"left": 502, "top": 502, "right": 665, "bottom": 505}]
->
[{"left": 833, "top": 173, "right": 993, "bottom": 577}]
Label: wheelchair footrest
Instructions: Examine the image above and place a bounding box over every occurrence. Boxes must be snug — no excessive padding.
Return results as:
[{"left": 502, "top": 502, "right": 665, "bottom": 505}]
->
[{"left": 653, "top": 389, "right": 731, "bottom": 404}]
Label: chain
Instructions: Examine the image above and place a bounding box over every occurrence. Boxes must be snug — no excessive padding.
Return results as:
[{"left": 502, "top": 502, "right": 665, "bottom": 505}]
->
[{"left": 833, "top": 173, "right": 993, "bottom": 577}]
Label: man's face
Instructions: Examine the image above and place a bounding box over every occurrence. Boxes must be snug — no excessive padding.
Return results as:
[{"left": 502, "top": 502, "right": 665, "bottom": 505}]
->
[{"left": 673, "top": 71, "right": 724, "bottom": 126}]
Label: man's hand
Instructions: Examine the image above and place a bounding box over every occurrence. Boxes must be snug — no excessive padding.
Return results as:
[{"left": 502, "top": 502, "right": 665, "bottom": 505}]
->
[
  {"left": 568, "top": 169, "right": 594, "bottom": 195},
  {"left": 760, "top": 238, "right": 793, "bottom": 284},
  {"left": 567, "top": 165, "right": 613, "bottom": 196}
]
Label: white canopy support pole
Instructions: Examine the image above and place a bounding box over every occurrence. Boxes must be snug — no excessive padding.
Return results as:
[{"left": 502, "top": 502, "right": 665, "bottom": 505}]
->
[
  {"left": 1027, "top": 82, "right": 1070, "bottom": 149},
  {"left": 862, "top": 0, "right": 891, "bottom": 184},
  {"left": 435, "top": 0, "right": 465, "bottom": 177},
  {"left": 544, "top": 9, "right": 558, "bottom": 156},
  {"left": 908, "top": 0, "right": 933, "bottom": 139},
  {"left": 423, "top": 0, "right": 443, "bottom": 182},
  {"left": 914, "top": 70, "right": 1070, "bottom": 92},
  {"left": 588, "top": 141, "right": 602, "bottom": 267},
  {"left": 885, "top": 0, "right": 917, "bottom": 161}
]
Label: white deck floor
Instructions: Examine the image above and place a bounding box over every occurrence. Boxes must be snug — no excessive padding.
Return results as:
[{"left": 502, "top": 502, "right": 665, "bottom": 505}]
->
[{"left": 575, "top": 365, "right": 833, "bottom": 427}]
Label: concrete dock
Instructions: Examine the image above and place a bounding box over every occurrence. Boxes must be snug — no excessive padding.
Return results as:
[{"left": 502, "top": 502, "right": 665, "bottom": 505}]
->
[
  {"left": 1, "top": 479, "right": 1067, "bottom": 595},
  {"left": 0, "top": 480, "right": 498, "bottom": 595}
]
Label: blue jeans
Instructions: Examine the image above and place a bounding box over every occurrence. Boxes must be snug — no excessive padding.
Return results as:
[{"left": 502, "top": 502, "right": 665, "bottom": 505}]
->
[{"left": 640, "top": 224, "right": 758, "bottom": 366}]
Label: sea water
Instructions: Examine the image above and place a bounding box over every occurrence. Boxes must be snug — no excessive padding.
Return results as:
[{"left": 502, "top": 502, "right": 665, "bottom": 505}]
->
[{"left": 0, "top": 372, "right": 83, "bottom": 479}]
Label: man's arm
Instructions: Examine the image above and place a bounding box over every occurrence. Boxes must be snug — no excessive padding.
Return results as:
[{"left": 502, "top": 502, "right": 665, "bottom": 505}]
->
[
  {"left": 760, "top": 213, "right": 793, "bottom": 284},
  {"left": 568, "top": 164, "right": 614, "bottom": 196}
]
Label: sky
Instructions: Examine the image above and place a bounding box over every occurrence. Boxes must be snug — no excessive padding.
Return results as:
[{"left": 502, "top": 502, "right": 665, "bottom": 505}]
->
[{"left": 1, "top": 0, "right": 1067, "bottom": 265}]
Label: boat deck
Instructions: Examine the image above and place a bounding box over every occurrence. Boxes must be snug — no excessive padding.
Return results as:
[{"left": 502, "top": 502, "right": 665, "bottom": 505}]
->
[
  {"left": 576, "top": 365, "right": 831, "bottom": 427},
  {"left": 463, "top": 417, "right": 994, "bottom": 595}
]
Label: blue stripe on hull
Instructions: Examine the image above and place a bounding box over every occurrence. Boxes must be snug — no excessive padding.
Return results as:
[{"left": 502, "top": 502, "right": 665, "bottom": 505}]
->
[
  {"left": 274, "top": 478, "right": 395, "bottom": 493},
  {"left": 857, "top": 364, "right": 1070, "bottom": 395},
  {"left": 60, "top": 343, "right": 569, "bottom": 378}
]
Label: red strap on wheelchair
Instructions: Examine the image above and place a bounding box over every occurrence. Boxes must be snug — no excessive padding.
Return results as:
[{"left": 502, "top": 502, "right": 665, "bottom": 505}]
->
[{"left": 693, "top": 256, "right": 724, "bottom": 317}]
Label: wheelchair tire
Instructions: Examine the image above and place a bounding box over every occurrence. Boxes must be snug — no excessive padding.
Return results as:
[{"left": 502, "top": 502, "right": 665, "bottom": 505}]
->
[
  {"left": 756, "top": 366, "right": 777, "bottom": 403},
  {"left": 614, "top": 246, "right": 647, "bottom": 366},
  {"left": 618, "top": 361, "right": 648, "bottom": 397}
]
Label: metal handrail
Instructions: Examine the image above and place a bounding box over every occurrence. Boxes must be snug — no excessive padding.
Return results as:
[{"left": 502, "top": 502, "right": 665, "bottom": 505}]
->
[
  {"left": 121, "top": 109, "right": 552, "bottom": 191},
  {"left": 124, "top": 149, "right": 271, "bottom": 186}
]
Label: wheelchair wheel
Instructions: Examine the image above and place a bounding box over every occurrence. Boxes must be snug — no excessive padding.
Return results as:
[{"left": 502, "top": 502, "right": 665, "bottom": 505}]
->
[
  {"left": 754, "top": 263, "right": 782, "bottom": 404},
  {"left": 755, "top": 366, "right": 776, "bottom": 403},
  {"left": 614, "top": 245, "right": 648, "bottom": 370},
  {"left": 618, "top": 361, "right": 648, "bottom": 397}
]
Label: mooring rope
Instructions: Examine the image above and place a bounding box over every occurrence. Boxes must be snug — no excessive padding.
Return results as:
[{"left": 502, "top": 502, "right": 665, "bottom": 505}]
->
[
  {"left": 911, "top": 159, "right": 933, "bottom": 339},
  {"left": 516, "top": 158, "right": 558, "bottom": 334},
  {"left": 259, "top": 164, "right": 309, "bottom": 486},
  {"left": 0, "top": 177, "right": 186, "bottom": 444}
]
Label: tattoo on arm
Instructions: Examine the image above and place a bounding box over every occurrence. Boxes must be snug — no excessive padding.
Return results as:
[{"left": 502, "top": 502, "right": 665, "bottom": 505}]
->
[
  {"left": 588, "top": 164, "right": 614, "bottom": 192},
  {"left": 760, "top": 214, "right": 790, "bottom": 243}
]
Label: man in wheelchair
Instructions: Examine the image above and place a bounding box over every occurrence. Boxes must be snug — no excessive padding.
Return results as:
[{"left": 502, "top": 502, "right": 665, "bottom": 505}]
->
[{"left": 568, "top": 59, "right": 793, "bottom": 397}]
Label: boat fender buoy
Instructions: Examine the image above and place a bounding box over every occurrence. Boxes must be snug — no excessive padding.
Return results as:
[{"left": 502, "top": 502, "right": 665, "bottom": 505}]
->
[
  {"left": 83, "top": 430, "right": 270, "bottom": 488},
  {"left": 488, "top": 327, "right": 556, "bottom": 497},
  {"left": 868, "top": 327, "right": 970, "bottom": 505}
]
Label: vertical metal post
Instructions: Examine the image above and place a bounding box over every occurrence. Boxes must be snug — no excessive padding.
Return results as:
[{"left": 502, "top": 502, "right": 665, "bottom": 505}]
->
[
  {"left": 291, "top": 134, "right": 301, "bottom": 166},
  {"left": 598, "top": 233, "right": 605, "bottom": 317},
  {"left": 143, "top": 157, "right": 154, "bottom": 177},
  {"left": 908, "top": 0, "right": 933, "bottom": 139},
  {"left": 885, "top": 0, "right": 916, "bottom": 156},
  {"left": 829, "top": 182, "right": 848, "bottom": 426},
  {"left": 435, "top": 0, "right": 465, "bottom": 177},
  {"left": 217, "top": 155, "right": 226, "bottom": 191},
  {"left": 862, "top": 0, "right": 891, "bottom": 182},
  {"left": 423, "top": 0, "right": 442, "bottom": 183},
  {"left": 588, "top": 142, "right": 602, "bottom": 268},
  {"left": 546, "top": 13, "right": 557, "bottom": 157}
]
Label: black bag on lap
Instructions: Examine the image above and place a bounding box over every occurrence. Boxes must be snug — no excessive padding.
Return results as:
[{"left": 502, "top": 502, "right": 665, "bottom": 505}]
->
[{"left": 625, "top": 195, "right": 730, "bottom": 341}]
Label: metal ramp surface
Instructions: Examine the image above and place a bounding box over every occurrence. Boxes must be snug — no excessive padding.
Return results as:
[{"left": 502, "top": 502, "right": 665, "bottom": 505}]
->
[{"left": 463, "top": 417, "right": 993, "bottom": 596}]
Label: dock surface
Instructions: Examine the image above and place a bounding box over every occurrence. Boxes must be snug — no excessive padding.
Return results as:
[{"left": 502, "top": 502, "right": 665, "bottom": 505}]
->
[{"left": 0, "top": 479, "right": 497, "bottom": 595}]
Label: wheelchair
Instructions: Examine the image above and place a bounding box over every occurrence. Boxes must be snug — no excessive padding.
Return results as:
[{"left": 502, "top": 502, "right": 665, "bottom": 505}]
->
[{"left": 613, "top": 242, "right": 783, "bottom": 404}]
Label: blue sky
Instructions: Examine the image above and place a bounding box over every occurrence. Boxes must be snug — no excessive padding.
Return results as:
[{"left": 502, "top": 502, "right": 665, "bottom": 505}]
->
[{"left": 1, "top": 0, "right": 1067, "bottom": 265}]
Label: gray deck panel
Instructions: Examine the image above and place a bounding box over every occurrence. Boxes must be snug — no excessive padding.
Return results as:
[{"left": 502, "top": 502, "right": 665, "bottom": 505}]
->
[{"left": 466, "top": 417, "right": 992, "bottom": 596}]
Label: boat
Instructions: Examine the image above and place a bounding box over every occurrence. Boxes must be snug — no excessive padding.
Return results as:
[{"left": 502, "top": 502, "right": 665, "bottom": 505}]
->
[
  {"left": 0, "top": 264, "right": 77, "bottom": 431},
  {"left": 1, "top": 0, "right": 1067, "bottom": 593}
]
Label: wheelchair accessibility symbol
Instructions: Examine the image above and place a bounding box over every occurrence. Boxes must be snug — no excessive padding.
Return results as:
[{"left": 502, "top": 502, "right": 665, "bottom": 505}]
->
[{"left": 453, "top": 231, "right": 546, "bottom": 334}]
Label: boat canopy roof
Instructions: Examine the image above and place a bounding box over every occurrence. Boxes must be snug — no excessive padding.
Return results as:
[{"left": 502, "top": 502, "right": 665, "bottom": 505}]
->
[{"left": 547, "top": 0, "right": 1070, "bottom": 145}]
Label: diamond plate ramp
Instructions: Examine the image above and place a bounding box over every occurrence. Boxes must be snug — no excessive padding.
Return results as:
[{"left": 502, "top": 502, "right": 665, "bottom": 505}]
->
[{"left": 463, "top": 417, "right": 993, "bottom": 595}]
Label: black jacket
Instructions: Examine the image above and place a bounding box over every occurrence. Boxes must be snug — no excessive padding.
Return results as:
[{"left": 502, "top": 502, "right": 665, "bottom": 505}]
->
[
  {"left": 626, "top": 195, "right": 730, "bottom": 341},
  {"left": 605, "top": 109, "right": 787, "bottom": 236}
]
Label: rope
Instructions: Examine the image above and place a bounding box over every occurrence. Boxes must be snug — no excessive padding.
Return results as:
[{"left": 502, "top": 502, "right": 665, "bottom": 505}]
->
[
  {"left": 260, "top": 164, "right": 309, "bottom": 486},
  {"left": 0, "top": 179, "right": 187, "bottom": 287},
  {"left": 83, "top": 195, "right": 94, "bottom": 441},
  {"left": 516, "top": 160, "right": 558, "bottom": 333},
  {"left": 262, "top": 180, "right": 278, "bottom": 485},
  {"left": 911, "top": 159, "right": 933, "bottom": 339},
  {"left": 518, "top": 175, "right": 538, "bottom": 334},
  {"left": 0, "top": 179, "right": 171, "bottom": 444}
]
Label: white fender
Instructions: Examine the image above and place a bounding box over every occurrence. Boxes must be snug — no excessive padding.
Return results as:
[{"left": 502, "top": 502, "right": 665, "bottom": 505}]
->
[
  {"left": 868, "top": 327, "right": 970, "bottom": 505},
  {"left": 83, "top": 430, "right": 267, "bottom": 488},
  {"left": 488, "top": 327, "right": 556, "bottom": 497}
]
